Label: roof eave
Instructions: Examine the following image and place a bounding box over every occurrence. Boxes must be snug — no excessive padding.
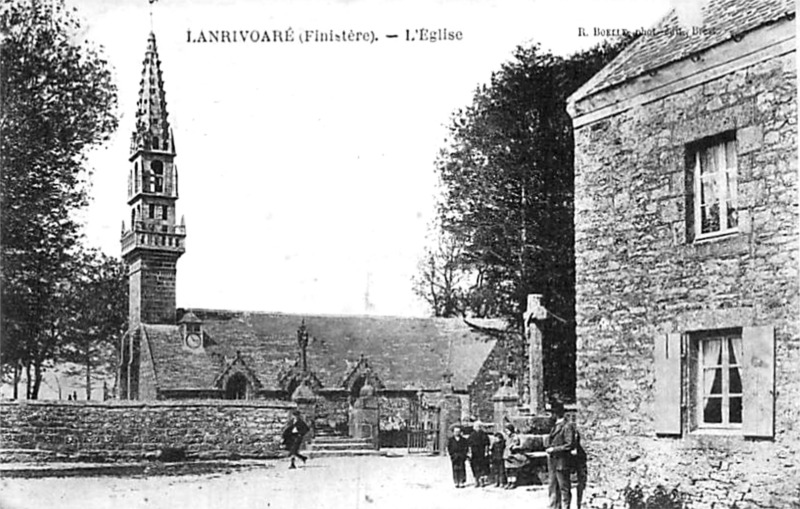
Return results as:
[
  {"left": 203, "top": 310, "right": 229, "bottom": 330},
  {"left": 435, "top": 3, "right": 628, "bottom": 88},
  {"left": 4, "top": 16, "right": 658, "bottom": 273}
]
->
[{"left": 568, "top": 17, "right": 796, "bottom": 128}]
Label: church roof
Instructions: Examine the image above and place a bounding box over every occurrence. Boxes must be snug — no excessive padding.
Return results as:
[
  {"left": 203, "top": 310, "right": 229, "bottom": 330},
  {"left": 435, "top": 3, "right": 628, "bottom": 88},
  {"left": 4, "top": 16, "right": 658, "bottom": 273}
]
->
[
  {"left": 571, "top": 0, "right": 794, "bottom": 103},
  {"left": 143, "top": 310, "right": 510, "bottom": 393},
  {"left": 141, "top": 324, "right": 221, "bottom": 390}
]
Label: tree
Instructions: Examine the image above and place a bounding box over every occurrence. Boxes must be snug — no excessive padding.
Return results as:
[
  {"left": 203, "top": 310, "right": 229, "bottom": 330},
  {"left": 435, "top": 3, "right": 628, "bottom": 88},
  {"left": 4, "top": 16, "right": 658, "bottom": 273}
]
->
[
  {"left": 0, "top": 0, "right": 118, "bottom": 398},
  {"left": 412, "top": 227, "right": 468, "bottom": 317},
  {"left": 427, "top": 39, "right": 630, "bottom": 400},
  {"left": 57, "top": 250, "right": 127, "bottom": 400}
]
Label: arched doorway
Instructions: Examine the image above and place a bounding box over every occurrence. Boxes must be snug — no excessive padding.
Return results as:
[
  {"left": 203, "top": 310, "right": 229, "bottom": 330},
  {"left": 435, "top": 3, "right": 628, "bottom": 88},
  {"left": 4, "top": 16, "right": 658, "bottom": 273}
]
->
[
  {"left": 349, "top": 375, "right": 368, "bottom": 403},
  {"left": 225, "top": 373, "right": 249, "bottom": 400}
]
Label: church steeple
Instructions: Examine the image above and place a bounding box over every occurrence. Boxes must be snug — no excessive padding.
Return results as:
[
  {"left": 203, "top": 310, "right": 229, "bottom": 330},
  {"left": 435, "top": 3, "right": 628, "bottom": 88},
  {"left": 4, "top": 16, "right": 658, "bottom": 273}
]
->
[
  {"left": 131, "top": 32, "right": 175, "bottom": 157},
  {"left": 122, "top": 31, "right": 185, "bottom": 328}
]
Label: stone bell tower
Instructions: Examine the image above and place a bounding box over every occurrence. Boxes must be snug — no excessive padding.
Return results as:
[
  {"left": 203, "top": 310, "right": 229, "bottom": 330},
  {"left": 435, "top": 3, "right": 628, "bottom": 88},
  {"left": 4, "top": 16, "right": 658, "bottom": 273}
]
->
[{"left": 121, "top": 32, "right": 185, "bottom": 328}]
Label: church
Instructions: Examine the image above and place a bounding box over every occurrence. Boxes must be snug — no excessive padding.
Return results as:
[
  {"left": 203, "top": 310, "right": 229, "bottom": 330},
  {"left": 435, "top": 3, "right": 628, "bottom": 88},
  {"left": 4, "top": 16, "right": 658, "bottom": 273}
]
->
[{"left": 116, "top": 32, "right": 520, "bottom": 435}]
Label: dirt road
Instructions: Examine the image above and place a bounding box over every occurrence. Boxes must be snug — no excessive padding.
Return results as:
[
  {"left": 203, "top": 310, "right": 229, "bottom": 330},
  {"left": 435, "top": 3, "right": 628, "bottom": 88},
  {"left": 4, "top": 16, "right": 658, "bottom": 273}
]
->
[{"left": 0, "top": 454, "right": 554, "bottom": 509}]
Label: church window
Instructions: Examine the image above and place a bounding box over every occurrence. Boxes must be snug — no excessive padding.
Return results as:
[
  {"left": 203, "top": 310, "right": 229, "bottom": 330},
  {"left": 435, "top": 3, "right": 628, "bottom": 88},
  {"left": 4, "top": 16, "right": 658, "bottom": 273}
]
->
[
  {"left": 151, "top": 160, "right": 164, "bottom": 192},
  {"left": 152, "top": 136, "right": 159, "bottom": 151},
  {"left": 131, "top": 209, "right": 136, "bottom": 228},
  {"left": 149, "top": 204, "right": 155, "bottom": 219},
  {"left": 134, "top": 163, "right": 140, "bottom": 193},
  {"left": 161, "top": 205, "right": 168, "bottom": 220}
]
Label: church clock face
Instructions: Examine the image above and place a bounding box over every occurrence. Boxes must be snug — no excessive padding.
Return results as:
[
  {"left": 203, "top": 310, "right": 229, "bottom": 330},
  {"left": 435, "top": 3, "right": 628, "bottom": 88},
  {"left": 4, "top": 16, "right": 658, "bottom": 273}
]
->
[{"left": 186, "top": 333, "right": 202, "bottom": 349}]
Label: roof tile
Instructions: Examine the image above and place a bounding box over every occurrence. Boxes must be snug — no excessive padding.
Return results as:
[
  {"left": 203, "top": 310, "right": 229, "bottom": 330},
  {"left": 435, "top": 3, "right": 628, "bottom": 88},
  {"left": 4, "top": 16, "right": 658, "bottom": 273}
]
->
[{"left": 145, "top": 311, "right": 509, "bottom": 393}]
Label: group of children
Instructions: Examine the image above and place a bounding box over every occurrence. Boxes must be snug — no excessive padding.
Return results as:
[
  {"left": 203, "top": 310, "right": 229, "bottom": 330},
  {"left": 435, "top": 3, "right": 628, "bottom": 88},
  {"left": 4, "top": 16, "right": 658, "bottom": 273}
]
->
[
  {"left": 446, "top": 401, "right": 588, "bottom": 509},
  {"left": 445, "top": 422, "right": 516, "bottom": 489}
]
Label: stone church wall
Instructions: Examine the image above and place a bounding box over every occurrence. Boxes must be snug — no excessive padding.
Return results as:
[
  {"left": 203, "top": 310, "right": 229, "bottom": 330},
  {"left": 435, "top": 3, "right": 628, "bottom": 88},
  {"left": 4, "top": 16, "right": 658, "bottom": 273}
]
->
[
  {"left": 469, "top": 335, "right": 526, "bottom": 422},
  {"left": 0, "top": 399, "right": 294, "bottom": 462},
  {"left": 572, "top": 44, "right": 798, "bottom": 508}
]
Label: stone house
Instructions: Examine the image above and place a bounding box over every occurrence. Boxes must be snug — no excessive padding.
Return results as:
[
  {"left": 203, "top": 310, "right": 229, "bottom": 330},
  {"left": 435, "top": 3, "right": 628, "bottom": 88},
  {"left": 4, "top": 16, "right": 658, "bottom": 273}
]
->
[
  {"left": 567, "top": 0, "right": 797, "bottom": 506},
  {"left": 116, "top": 32, "right": 521, "bottom": 437}
]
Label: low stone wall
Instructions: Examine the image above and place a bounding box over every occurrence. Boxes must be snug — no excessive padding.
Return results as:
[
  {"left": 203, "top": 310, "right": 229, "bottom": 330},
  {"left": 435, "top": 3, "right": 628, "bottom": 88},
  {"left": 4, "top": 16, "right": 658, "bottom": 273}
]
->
[
  {"left": 0, "top": 399, "right": 295, "bottom": 462},
  {"left": 582, "top": 436, "right": 800, "bottom": 509}
]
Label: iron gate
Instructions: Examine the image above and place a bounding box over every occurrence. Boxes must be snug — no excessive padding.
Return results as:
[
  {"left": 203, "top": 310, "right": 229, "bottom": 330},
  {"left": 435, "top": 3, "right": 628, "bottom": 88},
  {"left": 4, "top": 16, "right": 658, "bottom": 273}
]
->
[{"left": 407, "top": 397, "right": 440, "bottom": 454}]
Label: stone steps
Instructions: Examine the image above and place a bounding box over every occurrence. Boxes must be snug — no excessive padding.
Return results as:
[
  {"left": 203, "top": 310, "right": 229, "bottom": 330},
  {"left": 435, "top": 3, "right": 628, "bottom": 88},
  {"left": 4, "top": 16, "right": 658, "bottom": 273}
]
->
[
  {"left": 313, "top": 442, "right": 373, "bottom": 450},
  {"left": 308, "top": 434, "right": 382, "bottom": 457},
  {"left": 308, "top": 449, "right": 385, "bottom": 457},
  {"left": 313, "top": 437, "right": 371, "bottom": 445}
]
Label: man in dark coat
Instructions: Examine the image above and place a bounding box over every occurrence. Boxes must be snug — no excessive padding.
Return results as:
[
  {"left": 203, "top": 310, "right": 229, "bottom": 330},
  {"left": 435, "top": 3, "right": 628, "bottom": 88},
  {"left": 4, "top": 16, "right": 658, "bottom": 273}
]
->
[
  {"left": 446, "top": 426, "right": 469, "bottom": 488},
  {"left": 467, "top": 421, "right": 490, "bottom": 487},
  {"left": 282, "top": 410, "right": 310, "bottom": 469},
  {"left": 546, "top": 400, "right": 583, "bottom": 509}
]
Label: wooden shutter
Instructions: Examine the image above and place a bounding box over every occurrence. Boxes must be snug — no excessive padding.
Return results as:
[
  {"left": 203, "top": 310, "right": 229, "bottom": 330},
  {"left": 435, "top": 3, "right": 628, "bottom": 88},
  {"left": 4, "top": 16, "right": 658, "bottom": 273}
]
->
[
  {"left": 742, "top": 326, "right": 775, "bottom": 438},
  {"left": 654, "top": 333, "right": 682, "bottom": 435}
]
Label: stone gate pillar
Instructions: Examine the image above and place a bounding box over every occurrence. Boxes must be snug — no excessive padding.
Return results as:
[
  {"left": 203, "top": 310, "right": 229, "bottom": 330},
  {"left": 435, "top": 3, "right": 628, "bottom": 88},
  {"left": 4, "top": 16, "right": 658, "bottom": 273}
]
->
[
  {"left": 438, "top": 373, "right": 461, "bottom": 455},
  {"left": 492, "top": 375, "right": 520, "bottom": 430},
  {"left": 349, "top": 382, "right": 380, "bottom": 449},
  {"left": 291, "top": 382, "right": 317, "bottom": 439}
]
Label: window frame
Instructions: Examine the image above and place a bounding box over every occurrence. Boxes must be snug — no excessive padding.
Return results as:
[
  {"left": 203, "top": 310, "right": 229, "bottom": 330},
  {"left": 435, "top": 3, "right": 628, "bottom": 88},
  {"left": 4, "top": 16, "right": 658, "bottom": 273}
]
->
[
  {"left": 689, "top": 132, "right": 739, "bottom": 242},
  {"left": 689, "top": 328, "right": 743, "bottom": 433}
]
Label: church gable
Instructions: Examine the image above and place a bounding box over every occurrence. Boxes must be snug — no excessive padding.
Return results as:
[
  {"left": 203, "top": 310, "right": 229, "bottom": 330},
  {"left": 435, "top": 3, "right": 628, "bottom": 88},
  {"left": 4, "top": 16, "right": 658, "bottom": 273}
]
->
[
  {"left": 341, "top": 355, "right": 385, "bottom": 394},
  {"left": 143, "top": 324, "right": 220, "bottom": 391},
  {"left": 213, "top": 351, "right": 262, "bottom": 399},
  {"left": 277, "top": 360, "right": 323, "bottom": 395}
]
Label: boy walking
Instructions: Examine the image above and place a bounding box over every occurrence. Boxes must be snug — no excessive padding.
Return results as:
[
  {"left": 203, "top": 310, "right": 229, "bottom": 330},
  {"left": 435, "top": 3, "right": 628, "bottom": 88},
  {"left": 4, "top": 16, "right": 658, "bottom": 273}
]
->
[{"left": 282, "top": 410, "right": 310, "bottom": 469}]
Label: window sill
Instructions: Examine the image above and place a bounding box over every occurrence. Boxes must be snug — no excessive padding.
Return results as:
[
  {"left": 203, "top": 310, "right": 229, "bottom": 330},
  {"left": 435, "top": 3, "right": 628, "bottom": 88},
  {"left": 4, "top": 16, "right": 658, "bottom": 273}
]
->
[
  {"left": 689, "top": 427, "right": 742, "bottom": 437},
  {"left": 693, "top": 230, "right": 739, "bottom": 244}
]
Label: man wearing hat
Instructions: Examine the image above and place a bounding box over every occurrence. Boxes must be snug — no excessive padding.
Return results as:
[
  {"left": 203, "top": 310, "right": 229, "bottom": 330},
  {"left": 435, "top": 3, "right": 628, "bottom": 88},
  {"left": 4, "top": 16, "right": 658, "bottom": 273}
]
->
[
  {"left": 545, "top": 400, "right": 586, "bottom": 509},
  {"left": 446, "top": 425, "right": 469, "bottom": 488},
  {"left": 467, "top": 421, "right": 490, "bottom": 487}
]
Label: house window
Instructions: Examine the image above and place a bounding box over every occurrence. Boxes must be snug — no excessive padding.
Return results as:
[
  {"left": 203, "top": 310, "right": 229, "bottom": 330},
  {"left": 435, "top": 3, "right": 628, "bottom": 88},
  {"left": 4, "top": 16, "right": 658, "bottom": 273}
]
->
[
  {"left": 694, "top": 330, "right": 742, "bottom": 428},
  {"left": 654, "top": 326, "right": 775, "bottom": 438},
  {"left": 690, "top": 133, "right": 738, "bottom": 239}
]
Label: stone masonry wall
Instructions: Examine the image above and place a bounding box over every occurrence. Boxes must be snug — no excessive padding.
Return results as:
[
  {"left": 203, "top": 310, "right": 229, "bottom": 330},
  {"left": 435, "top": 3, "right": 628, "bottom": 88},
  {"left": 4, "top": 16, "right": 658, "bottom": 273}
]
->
[
  {"left": 572, "top": 45, "right": 798, "bottom": 508},
  {"left": 0, "top": 399, "right": 294, "bottom": 462}
]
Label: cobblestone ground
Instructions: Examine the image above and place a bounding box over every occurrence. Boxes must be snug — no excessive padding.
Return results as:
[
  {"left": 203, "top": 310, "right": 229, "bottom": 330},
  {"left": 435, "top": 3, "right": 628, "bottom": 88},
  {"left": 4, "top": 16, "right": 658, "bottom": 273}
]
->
[{"left": 0, "top": 455, "right": 559, "bottom": 509}]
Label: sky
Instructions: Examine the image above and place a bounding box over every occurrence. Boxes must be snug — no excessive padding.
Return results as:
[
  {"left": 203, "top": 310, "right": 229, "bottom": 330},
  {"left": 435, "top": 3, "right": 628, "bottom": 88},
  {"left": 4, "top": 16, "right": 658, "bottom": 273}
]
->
[{"left": 72, "top": 0, "right": 672, "bottom": 317}]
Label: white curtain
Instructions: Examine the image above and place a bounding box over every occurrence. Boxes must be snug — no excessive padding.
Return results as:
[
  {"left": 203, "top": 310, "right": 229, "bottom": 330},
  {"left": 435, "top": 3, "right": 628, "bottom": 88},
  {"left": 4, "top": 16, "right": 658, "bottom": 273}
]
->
[
  {"left": 702, "top": 338, "right": 723, "bottom": 397},
  {"left": 729, "top": 337, "right": 744, "bottom": 395},
  {"left": 728, "top": 337, "right": 743, "bottom": 368}
]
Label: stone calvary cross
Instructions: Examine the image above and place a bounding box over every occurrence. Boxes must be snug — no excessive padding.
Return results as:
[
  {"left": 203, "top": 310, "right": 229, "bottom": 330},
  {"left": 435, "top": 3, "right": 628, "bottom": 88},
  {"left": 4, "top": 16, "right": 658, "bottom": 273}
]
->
[{"left": 524, "top": 294, "right": 548, "bottom": 414}]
